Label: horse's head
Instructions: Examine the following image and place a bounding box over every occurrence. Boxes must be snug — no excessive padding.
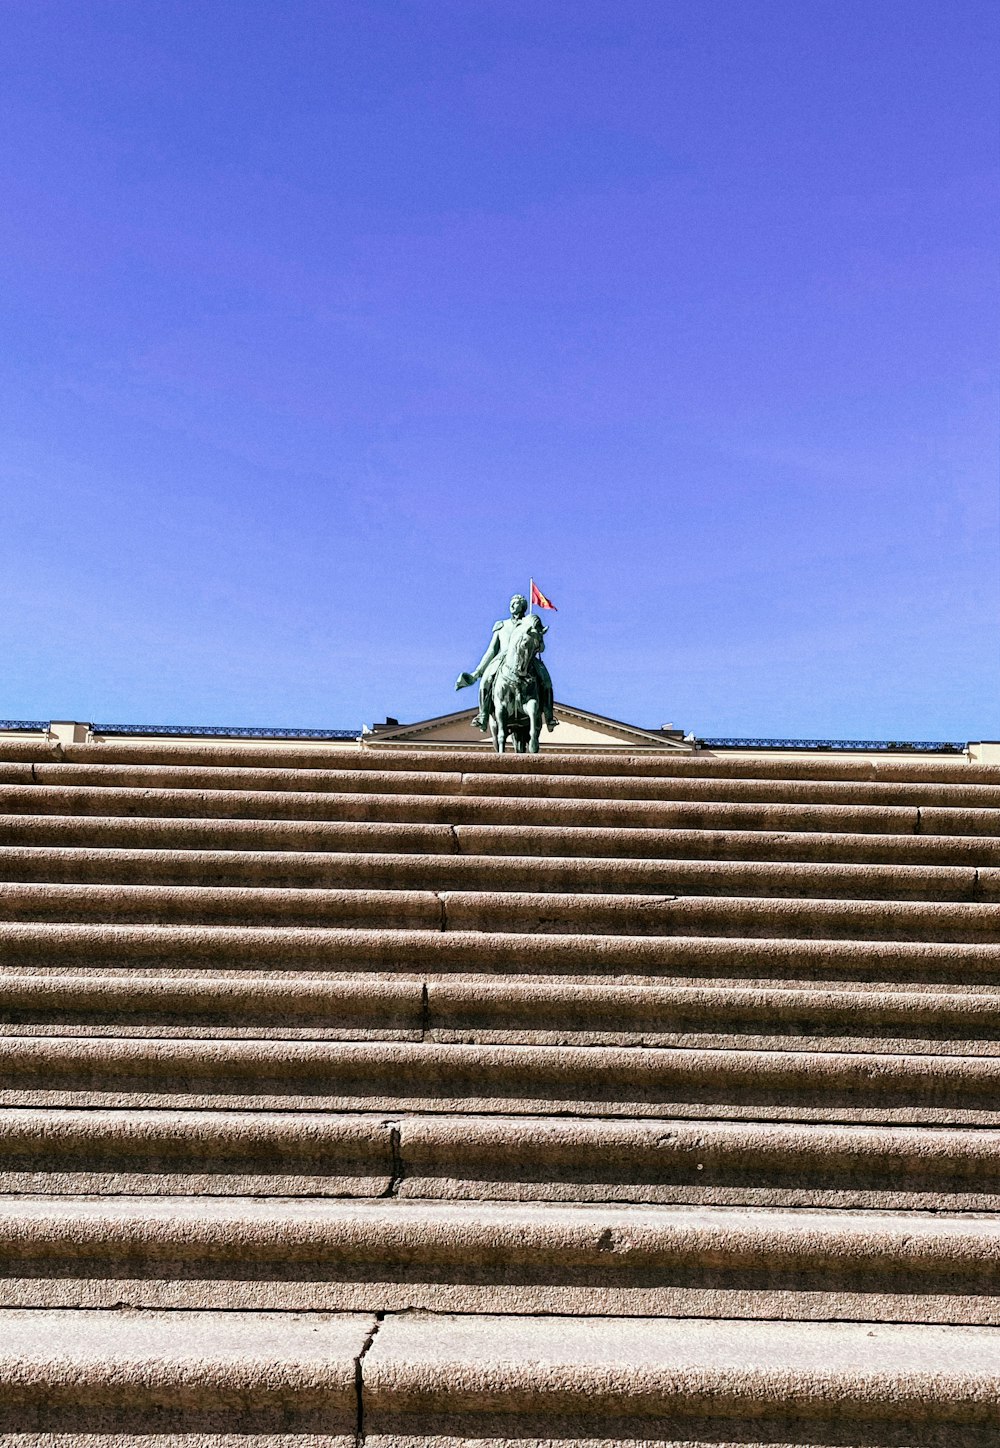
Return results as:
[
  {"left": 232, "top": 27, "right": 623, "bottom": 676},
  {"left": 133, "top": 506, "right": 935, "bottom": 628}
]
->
[{"left": 505, "top": 620, "right": 541, "bottom": 677}]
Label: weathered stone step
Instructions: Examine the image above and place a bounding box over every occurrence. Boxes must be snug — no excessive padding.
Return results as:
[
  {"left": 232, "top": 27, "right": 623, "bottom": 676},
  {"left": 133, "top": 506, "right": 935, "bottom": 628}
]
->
[
  {"left": 1, "top": 974, "right": 999, "bottom": 1056},
  {"left": 424, "top": 979, "right": 1000, "bottom": 1053},
  {"left": 402, "top": 1113, "right": 1000, "bottom": 1208},
  {"left": 466, "top": 771, "right": 1000, "bottom": 807},
  {"left": 17, "top": 762, "right": 471, "bottom": 796},
  {"left": 442, "top": 890, "right": 1000, "bottom": 942},
  {"left": 0, "top": 1307, "right": 370, "bottom": 1440},
  {"left": 4, "top": 922, "right": 999, "bottom": 989},
  {"left": 7, "top": 814, "right": 1000, "bottom": 866},
  {"left": 0, "top": 881, "right": 441, "bottom": 929},
  {"left": 11, "top": 760, "right": 1000, "bottom": 808},
  {"left": 0, "top": 972, "right": 422, "bottom": 1036},
  {"left": 361, "top": 1312, "right": 1000, "bottom": 1446},
  {"left": 10, "top": 783, "right": 999, "bottom": 836},
  {"left": 2, "top": 1109, "right": 998, "bottom": 1207},
  {"left": 3, "top": 882, "right": 1000, "bottom": 942},
  {"left": 55, "top": 739, "right": 997, "bottom": 784},
  {"left": 0, "top": 1107, "right": 394, "bottom": 1195},
  {"left": 1, "top": 1036, "right": 999, "bottom": 1121},
  {"left": 0, "top": 1197, "right": 997, "bottom": 1323},
  {"left": 4, "top": 845, "right": 999, "bottom": 902},
  {"left": 0, "top": 1300, "right": 991, "bottom": 1443},
  {"left": 0, "top": 811, "right": 458, "bottom": 854}
]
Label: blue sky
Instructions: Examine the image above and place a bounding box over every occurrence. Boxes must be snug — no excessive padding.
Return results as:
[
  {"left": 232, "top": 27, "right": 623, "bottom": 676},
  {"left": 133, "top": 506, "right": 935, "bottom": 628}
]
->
[{"left": 0, "top": 0, "right": 996, "bottom": 738}]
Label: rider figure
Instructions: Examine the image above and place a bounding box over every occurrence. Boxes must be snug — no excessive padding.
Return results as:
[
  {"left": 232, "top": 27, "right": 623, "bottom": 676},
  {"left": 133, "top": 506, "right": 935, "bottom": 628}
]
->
[{"left": 459, "top": 593, "right": 557, "bottom": 732}]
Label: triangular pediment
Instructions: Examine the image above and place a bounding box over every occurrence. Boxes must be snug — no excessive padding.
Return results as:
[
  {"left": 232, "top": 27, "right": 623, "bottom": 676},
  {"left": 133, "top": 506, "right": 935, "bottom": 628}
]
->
[{"left": 363, "top": 702, "right": 693, "bottom": 750}]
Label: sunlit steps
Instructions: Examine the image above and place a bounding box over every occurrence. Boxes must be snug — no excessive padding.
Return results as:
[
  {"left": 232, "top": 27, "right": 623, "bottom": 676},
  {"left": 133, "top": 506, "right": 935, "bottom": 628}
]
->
[{"left": 0, "top": 736, "right": 996, "bottom": 1443}]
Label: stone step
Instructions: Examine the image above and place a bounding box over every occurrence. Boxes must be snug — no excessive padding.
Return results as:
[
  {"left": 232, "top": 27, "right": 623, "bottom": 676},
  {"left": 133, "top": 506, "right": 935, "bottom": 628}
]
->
[
  {"left": 0, "top": 1302, "right": 994, "bottom": 1442},
  {"left": 0, "top": 880, "right": 439, "bottom": 929},
  {"left": 4, "top": 814, "right": 1000, "bottom": 865},
  {"left": 1, "top": 1109, "right": 998, "bottom": 1207},
  {"left": 400, "top": 1113, "right": 1000, "bottom": 1208},
  {"left": 0, "top": 974, "right": 999, "bottom": 1055},
  {"left": 0, "top": 1107, "right": 394, "bottom": 1195},
  {"left": 424, "top": 979, "right": 1000, "bottom": 1053},
  {"left": 0, "top": 1036, "right": 998, "bottom": 1121},
  {"left": 440, "top": 890, "right": 1000, "bottom": 942},
  {"left": 0, "top": 1307, "right": 370, "bottom": 1441},
  {"left": 0, "top": 1197, "right": 997, "bottom": 1323},
  {"left": 0, "top": 972, "right": 422, "bottom": 1036},
  {"left": 4, "top": 845, "right": 1000, "bottom": 901},
  {"left": 444, "top": 772, "right": 1000, "bottom": 808},
  {"left": 0, "top": 811, "right": 468, "bottom": 856},
  {"left": 360, "top": 1312, "right": 1000, "bottom": 1446},
  {"left": 4, "top": 922, "right": 998, "bottom": 988},
  {"left": 8, "top": 783, "right": 999, "bottom": 836},
  {"left": 11, "top": 760, "right": 1000, "bottom": 808},
  {"left": 2, "top": 881, "right": 999, "bottom": 941},
  {"left": 49, "top": 738, "right": 993, "bottom": 782}
]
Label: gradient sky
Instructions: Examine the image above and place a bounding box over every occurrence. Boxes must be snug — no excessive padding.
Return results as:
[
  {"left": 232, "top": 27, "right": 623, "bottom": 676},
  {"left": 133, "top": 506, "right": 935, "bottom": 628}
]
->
[{"left": 0, "top": 0, "right": 996, "bottom": 739}]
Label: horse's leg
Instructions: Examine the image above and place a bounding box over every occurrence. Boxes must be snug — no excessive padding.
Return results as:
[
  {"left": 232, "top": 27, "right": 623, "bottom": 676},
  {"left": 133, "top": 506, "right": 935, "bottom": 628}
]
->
[
  {"left": 525, "top": 698, "right": 542, "bottom": 754},
  {"left": 514, "top": 714, "right": 529, "bottom": 750},
  {"left": 493, "top": 696, "right": 507, "bottom": 754}
]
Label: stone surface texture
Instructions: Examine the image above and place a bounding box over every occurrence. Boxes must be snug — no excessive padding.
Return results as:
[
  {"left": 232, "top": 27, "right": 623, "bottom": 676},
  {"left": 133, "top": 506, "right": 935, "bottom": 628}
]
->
[{"left": 0, "top": 736, "right": 998, "bottom": 1443}]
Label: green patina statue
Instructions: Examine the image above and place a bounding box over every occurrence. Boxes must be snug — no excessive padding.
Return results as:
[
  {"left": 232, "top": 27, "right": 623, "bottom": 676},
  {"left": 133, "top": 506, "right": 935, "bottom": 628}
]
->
[{"left": 455, "top": 593, "right": 558, "bottom": 754}]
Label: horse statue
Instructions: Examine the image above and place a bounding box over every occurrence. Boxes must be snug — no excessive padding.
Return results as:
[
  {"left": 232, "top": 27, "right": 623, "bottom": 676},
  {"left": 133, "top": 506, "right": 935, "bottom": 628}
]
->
[
  {"left": 455, "top": 594, "right": 557, "bottom": 752},
  {"left": 488, "top": 617, "right": 544, "bottom": 753}
]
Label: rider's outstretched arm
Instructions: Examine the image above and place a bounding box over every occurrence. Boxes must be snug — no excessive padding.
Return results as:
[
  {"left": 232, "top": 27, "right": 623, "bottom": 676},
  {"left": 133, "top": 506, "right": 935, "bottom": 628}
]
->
[
  {"left": 472, "top": 645, "right": 495, "bottom": 678},
  {"left": 472, "top": 623, "right": 504, "bottom": 678},
  {"left": 456, "top": 623, "right": 503, "bottom": 690}
]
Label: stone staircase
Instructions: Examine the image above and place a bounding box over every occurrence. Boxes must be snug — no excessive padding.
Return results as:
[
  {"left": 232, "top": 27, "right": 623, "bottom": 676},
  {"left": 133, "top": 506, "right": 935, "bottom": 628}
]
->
[{"left": 0, "top": 735, "right": 998, "bottom": 1444}]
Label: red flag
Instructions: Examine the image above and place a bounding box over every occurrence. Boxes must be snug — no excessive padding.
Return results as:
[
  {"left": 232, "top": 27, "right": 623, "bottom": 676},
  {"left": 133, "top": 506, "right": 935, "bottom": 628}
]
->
[{"left": 530, "top": 580, "right": 557, "bottom": 611}]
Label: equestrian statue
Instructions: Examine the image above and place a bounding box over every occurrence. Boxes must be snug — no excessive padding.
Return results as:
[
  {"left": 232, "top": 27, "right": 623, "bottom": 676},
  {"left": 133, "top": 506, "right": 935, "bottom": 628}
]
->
[{"left": 455, "top": 593, "right": 558, "bottom": 754}]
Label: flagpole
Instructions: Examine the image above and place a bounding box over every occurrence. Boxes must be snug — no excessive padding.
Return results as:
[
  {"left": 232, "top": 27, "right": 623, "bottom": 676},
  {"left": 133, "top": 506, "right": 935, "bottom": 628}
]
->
[{"left": 529, "top": 577, "right": 533, "bottom": 614}]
